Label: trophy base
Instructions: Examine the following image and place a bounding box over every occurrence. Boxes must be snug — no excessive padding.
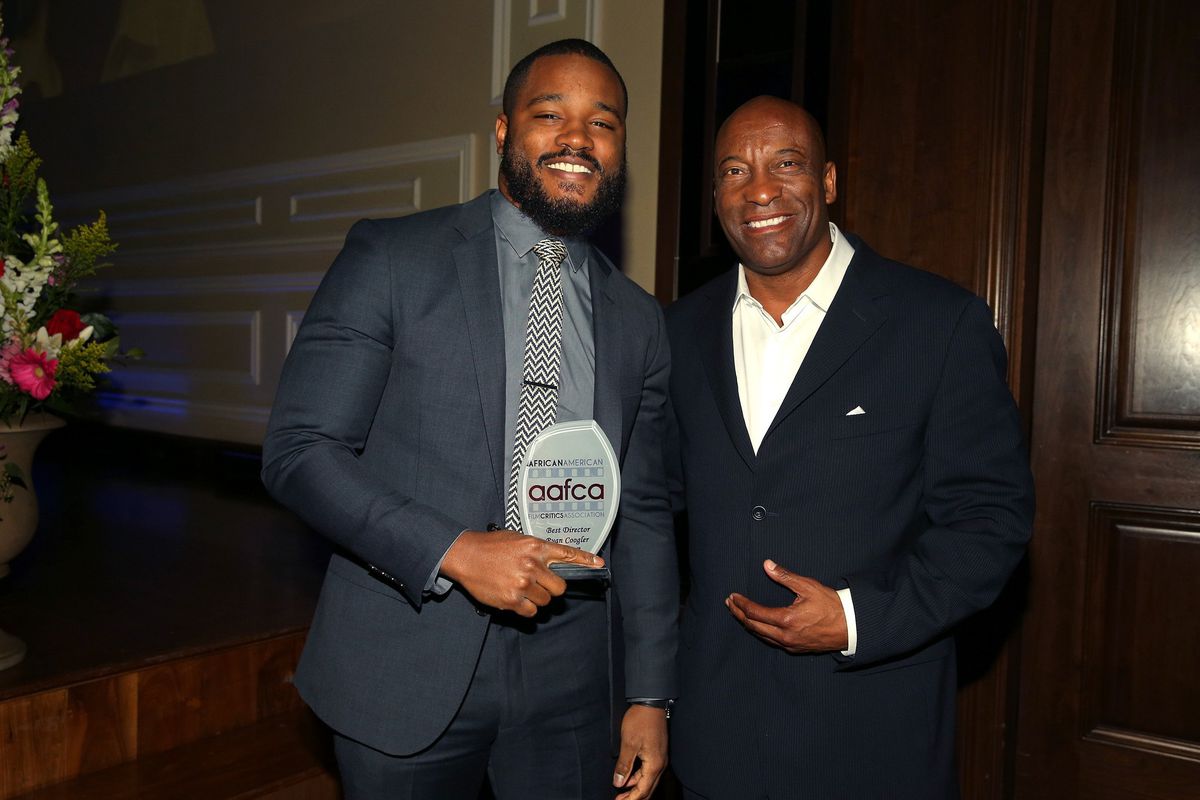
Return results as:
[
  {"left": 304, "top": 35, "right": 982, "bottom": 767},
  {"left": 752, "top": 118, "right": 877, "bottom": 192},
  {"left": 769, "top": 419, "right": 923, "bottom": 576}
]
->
[{"left": 550, "top": 563, "right": 611, "bottom": 581}]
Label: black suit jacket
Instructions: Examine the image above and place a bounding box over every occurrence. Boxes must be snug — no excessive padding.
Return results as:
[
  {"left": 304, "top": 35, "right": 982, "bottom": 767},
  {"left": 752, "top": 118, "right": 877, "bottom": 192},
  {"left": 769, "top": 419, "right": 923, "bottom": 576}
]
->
[
  {"left": 262, "top": 192, "right": 678, "bottom": 756},
  {"left": 665, "top": 236, "right": 1033, "bottom": 799}
]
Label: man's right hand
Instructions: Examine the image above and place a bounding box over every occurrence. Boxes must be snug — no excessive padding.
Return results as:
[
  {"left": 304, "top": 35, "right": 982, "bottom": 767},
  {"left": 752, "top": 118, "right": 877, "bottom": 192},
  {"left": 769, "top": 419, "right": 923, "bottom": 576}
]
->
[{"left": 439, "top": 530, "right": 604, "bottom": 616}]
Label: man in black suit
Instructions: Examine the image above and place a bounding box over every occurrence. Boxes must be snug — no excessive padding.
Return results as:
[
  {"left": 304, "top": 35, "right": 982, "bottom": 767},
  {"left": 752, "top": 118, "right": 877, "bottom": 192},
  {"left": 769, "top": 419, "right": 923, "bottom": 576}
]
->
[
  {"left": 665, "top": 96, "right": 1034, "bottom": 799},
  {"left": 263, "top": 40, "right": 676, "bottom": 800}
]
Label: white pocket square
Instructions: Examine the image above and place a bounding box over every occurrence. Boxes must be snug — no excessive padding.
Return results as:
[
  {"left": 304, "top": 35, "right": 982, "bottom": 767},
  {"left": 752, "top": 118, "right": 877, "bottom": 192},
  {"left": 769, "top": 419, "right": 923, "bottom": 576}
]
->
[{"left": 845, "top": 406, "right": 866, "bottom": 416}]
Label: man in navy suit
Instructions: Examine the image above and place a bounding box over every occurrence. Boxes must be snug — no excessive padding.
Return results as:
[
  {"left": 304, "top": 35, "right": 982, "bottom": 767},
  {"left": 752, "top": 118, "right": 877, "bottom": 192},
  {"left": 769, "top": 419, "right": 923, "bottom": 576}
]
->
[
  {"left": 262, "top": 39, "right": 676, "bottom": 800},
  {"left": 665, "top": 96, "right": 1034, "bottom": 799}
]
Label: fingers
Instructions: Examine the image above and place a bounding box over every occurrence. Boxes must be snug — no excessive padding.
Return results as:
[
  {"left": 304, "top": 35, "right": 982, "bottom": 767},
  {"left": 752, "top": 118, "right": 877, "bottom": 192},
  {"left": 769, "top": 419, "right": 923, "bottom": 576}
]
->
[
  {"left": 443, "top": 531, "right": 605, "bottom": 614},
  {"left": 727, "top": 592, "right": 789, "bottom": 627},
  {"left": 617, "top": 757, "right": 665, "bottom": 800},
  {"left": 726, "top": 582, "right": 847, "bottom": 653},
  {"left": 615, "top": 771, "right": 646, "bottom": 800},
  {"left": 726, "top": 594, "right": 789, "bottom": 648},
  {"left": 536, "top": 568, "right": 568, "bottom": 599},
  {"left": 513, "top": 596, "right": 539, "bottom": 618},
  {"left": 618, "top": 754, "right": 665, "bottom": 800},
  {"left": 544, "top": 541, "right": 605, "bottom": 568}
]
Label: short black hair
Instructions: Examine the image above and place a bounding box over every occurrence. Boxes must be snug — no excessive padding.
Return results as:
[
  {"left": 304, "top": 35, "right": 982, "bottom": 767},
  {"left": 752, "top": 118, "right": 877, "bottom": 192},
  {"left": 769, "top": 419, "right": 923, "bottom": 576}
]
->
[{"left": 502, "top": 38, "right": 628, "bottom": 119}]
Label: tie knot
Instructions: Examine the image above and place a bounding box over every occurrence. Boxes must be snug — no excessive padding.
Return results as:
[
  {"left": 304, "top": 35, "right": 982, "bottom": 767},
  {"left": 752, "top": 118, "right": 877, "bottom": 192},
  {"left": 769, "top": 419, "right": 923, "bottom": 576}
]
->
[{"left": 533, "top": 238, "right": 568, "bottom": 268}]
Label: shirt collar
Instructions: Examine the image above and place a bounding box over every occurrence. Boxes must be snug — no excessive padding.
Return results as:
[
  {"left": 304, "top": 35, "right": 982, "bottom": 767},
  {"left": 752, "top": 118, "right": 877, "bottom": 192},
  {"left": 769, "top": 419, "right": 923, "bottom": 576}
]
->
[
  {"left": 733, "top": 222, "right": 854, "bottom": 316},
  {"left": 491, "top": 190, "right": 588, "bottom": 272}
]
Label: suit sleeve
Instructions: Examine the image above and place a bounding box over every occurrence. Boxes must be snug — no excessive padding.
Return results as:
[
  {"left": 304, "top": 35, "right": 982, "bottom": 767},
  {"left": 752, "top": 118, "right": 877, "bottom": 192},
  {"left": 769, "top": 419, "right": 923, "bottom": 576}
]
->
[
  {"left": 612, "top": 303, "right": 680, "bottom": 698},
  {"left": 840, "top": 297, "right": 1034, "bottom": 666},
  {"left": 260, "top": 219, "right": 467, "bottom": 607}
]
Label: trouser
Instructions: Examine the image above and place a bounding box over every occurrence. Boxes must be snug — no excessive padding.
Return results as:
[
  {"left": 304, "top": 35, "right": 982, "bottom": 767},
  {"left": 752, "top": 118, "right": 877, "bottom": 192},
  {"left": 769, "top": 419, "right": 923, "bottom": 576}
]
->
[{"left": 334, "top": 594, "right": 613, "bottom": 799}]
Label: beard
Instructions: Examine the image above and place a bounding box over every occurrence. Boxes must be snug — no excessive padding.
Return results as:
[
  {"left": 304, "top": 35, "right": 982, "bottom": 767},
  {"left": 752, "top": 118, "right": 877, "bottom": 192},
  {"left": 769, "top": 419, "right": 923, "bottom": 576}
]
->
[{"left": 500, "top": 140, "right": 626, "bottom": 237}]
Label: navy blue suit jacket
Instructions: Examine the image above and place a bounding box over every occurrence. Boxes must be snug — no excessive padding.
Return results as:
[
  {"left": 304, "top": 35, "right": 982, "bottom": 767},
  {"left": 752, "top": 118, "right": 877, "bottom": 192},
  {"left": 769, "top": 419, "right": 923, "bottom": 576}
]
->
[
  {"left": 262, "top": 192, "right": 678, "bottom": 755},
  {"left": 666, "top": 236, "right": 1033, "bottom": 799}
]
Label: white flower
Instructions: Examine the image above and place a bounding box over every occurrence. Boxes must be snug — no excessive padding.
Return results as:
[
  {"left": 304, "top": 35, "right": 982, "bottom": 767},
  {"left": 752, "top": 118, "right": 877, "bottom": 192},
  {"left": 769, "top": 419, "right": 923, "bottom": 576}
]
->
[
  {"left": 33, "top": 326, "right": 62, "bottom": 358},
  {"left": 66, "top": 325, "right": 94, "bottom": 348}
]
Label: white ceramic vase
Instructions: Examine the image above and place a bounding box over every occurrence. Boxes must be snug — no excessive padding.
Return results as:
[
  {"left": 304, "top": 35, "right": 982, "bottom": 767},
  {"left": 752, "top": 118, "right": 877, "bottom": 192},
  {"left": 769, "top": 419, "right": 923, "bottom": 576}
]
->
[{"left": 0, "top": 413, "right": 65, "bottom": 670}]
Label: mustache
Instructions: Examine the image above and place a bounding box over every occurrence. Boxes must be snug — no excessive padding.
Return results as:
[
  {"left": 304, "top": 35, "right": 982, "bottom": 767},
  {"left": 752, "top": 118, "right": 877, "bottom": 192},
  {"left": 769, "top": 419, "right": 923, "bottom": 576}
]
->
[{"left": 537, "top": 147, "right": 603, "bottom": 174}]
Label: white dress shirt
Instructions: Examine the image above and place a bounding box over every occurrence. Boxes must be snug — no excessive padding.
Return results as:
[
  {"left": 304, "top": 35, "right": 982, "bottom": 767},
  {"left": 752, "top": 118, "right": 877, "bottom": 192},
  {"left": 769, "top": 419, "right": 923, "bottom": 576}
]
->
[{"left": 731, "top": 222, "right": 859, "bottom": 656}]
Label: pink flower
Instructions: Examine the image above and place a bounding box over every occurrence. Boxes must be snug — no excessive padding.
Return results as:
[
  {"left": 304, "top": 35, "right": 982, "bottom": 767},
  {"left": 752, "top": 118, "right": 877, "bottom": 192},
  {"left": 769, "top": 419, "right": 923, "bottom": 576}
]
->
[
  {"left": 9, "top": 348, "right": 57, "bottom": 400},
  {"left": 0, "top": 337, "right": 21, "bottom": 385}
]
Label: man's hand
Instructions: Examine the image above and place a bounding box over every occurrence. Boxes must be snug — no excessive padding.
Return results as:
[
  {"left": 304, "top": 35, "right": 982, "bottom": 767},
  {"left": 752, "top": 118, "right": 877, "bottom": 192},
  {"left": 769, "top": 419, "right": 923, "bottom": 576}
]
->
[
  {"left": 725, "top": 559, "right": 848, "bottom": 653},
  {"left": 439, "top": 529, "right": 604, "bottom": 616},
  {"left": 613, "top": 703, "right": 668, "bottom": 800}
]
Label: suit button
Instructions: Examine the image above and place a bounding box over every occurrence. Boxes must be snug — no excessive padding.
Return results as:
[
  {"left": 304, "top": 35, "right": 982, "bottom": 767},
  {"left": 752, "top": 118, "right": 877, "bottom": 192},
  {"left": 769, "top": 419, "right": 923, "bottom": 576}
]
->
[{"left": 751, "top": 505, "right": 767, "bottom": 521}]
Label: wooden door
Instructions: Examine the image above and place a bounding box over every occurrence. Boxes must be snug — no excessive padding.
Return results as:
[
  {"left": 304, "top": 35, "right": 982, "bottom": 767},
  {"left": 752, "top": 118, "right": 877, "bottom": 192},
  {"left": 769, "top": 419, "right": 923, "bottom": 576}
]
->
[{"left": 1014, "top": 0, "right": 1200, "bottom": 796}]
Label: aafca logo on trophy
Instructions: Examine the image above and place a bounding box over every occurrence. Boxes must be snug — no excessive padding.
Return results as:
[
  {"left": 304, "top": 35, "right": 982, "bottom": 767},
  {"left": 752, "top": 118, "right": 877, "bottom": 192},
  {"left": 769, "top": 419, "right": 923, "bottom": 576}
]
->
[{"left": 519, "top": 420, "right": 620, "bottom": 556}]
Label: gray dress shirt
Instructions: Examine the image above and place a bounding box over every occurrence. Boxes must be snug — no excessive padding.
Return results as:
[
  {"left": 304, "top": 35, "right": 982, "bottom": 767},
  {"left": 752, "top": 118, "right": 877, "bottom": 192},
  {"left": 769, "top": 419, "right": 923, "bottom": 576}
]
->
[
  {"left": 426, "top": 192, "right": 595, "bottom": 591},
  {"left": 491, "top": 190, "right": 595, "bottom": 476}
]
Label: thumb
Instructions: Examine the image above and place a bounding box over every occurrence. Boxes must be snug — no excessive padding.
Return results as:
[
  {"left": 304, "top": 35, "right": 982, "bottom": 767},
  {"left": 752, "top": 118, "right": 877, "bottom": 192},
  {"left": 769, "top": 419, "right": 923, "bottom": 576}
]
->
[
  {"left": 613, "top": 739, "right": 636, "bottom": 787},
  {"left": 764, "top": 559, "right": 803, "bottom": 592}
]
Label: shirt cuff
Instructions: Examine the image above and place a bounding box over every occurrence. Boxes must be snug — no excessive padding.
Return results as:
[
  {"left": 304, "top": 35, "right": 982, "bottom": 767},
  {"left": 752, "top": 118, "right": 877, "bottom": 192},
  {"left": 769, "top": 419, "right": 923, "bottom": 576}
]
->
[
  {"left": 836, "top": 587, "right": 857, "bottom": 657},
  {"left": 424, "top": 530, "right": 468, "bottom": 595}
]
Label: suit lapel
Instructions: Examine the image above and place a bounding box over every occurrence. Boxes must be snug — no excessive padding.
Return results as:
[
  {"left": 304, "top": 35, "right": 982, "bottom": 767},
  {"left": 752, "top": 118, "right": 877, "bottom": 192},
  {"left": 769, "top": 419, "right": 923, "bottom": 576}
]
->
[
  {"left": 453, "top": 197, "right": 507, "bottom": 507},
  {"left": 762, "top": 250, "right": 889, "bottom": 441},
  {"left": 691, "top": 272, "right": 757, "bottom": 469},
  {"left": 589, "top": 248, "right": 622, "bottom": 454}
]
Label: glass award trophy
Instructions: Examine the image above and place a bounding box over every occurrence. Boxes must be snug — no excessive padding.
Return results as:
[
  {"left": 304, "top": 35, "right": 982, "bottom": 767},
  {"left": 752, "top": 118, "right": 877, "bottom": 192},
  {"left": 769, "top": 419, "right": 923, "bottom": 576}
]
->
[{"left": 519, "top": 420, "right": 619, "bottom": 581}]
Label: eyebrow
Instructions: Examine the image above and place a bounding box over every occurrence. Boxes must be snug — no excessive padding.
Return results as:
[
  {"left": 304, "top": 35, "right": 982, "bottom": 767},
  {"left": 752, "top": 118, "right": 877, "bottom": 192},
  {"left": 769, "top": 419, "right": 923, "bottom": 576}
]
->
[
  {"left": 525, "top": 94, "right": 623, "bottom": 118},
  {"left": 717, "top": 147, "right": 808, "bottom": 167}
]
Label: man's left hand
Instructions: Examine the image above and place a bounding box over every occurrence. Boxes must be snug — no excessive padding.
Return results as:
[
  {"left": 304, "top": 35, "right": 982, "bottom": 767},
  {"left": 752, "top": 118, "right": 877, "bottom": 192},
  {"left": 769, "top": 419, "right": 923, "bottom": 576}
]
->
[
  {"left": 726, "top": 559, "right": 849, "bottom": 653},
  {"left": 613, "top": 703, "right": 668, "bottom": 800}
]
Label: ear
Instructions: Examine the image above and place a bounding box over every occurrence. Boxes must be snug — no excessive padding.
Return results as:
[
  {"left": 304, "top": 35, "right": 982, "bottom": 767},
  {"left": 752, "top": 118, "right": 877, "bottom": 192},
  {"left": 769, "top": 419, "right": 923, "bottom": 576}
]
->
[
  {"left": 495, "top": 114, "right": 509, "bottom": 155},
  {"left": 823, "top": 161, "right": 838, "bottom": 205}
]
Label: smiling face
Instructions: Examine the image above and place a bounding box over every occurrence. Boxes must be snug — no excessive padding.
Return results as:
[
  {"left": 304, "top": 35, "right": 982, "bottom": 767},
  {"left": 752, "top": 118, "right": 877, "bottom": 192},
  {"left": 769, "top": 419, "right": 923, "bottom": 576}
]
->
[
  {"left": 496, "top": 53, "right": 627, "bottom": 236},
  {"left": 713, "top": 97, "right": 837, "bottom": 282}
]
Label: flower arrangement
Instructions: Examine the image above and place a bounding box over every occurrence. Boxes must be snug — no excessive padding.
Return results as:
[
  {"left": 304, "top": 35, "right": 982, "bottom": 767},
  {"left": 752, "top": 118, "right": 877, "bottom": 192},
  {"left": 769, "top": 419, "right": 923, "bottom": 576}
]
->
[{"left": 0, "top": 17, "right": 137, "bottom": 502}]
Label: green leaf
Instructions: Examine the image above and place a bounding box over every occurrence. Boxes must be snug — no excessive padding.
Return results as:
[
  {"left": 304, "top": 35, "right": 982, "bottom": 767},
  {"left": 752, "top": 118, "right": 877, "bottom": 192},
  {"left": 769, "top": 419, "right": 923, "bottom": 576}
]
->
[
  {"left": 44, "top": 395, "right": 72, "bottom": 413},
  {"left": 81, "top": 312, "right": 117, "bottom": 342},
  {"left": 4, "top": 462, "right": 26, "bottom": 489}
]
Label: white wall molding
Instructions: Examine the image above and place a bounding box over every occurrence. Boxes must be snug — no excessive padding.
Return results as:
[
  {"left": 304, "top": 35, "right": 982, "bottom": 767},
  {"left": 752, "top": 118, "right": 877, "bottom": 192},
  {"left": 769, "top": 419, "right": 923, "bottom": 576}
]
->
[
  {"left": 490, "top": 0, "right": 598, "bottom": 105},
  {"left": 57, "top": 136, "right": 475, "bottom": 258},
  {"left": 288, "top": 178, "right": 419, "bottom": 223},
  {"left": 530, "top": 1, "right": 569, "bottom": 26},
  {"left": 108, "top": 310, "right": 263, "bottom": 388},
  {"left": 284, "top": 311, "right": 307, "bottom": 355},
  {"left": 92, "top": 272, "right": 326, "bottom": 298},
  {"left": 59, "top": 136, "right": 474, "bottom": 213}
]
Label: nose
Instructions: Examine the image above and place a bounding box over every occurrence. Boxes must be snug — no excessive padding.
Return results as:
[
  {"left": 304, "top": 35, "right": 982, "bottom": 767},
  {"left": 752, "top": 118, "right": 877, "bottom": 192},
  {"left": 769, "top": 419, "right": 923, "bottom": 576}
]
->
[
  {"left": 744, "top": 170, "right": 781, "bottom": 206},
  {"left": 556, "top": 118, "right": 594, "bottom": 151}
]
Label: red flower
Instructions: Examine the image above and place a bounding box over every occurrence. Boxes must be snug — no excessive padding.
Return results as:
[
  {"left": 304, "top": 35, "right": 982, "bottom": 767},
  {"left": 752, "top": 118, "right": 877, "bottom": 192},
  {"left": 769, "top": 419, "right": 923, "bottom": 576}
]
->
[
  {"left": 46, "top": 309, "right": 85, "bottom": 340},
  {"left": 0, "top": 258, "right": 5, "bottom": 278},
  {"left": 9, "top": 348, "right": 57, "bottom": 400}
]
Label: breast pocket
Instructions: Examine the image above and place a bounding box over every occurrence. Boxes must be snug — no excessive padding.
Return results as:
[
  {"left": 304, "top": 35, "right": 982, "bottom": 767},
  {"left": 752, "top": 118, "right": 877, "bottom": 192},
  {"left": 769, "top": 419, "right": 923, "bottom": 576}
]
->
[{"left": 826, "top": 414, "right": 922, "bottom": 441}]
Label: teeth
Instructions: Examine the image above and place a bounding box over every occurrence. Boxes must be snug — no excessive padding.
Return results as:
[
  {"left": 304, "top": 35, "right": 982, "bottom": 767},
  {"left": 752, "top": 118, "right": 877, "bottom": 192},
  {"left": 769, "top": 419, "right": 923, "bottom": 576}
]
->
[
  {"left": 546, "top": 161, "right": 592, "bottom": 174},
  {"left": 747, "top": 216, "right": 787, "bottom": 229}
]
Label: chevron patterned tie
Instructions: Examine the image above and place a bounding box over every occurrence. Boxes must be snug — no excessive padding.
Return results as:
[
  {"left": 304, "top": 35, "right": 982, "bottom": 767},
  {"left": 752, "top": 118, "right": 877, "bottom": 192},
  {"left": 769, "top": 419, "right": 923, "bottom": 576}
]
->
[{"left": 504, "top": 237, "right": 568, "bottom": 531}]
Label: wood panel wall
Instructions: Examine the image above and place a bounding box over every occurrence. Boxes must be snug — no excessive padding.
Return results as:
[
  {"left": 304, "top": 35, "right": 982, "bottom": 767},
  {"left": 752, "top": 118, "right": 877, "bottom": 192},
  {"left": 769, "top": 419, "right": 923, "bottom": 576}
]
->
[{"left": 826, "top": 3, "right": 1047, "bottom": 796}]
